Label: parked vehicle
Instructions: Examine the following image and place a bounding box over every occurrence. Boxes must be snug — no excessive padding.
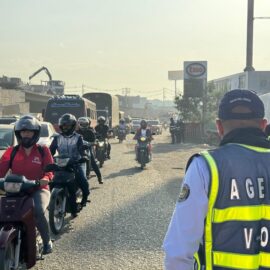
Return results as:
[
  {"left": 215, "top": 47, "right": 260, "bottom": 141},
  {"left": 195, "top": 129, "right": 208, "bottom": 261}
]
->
[
  {"left": 136, "top": 136, "right": 151, "bottom": 169},
  {"left": 46, "top": 156, "right": 85, "bottom": 234},
  {"left": 38, "top": 122, "right": 57, "bottom": 147},
  {"left": 0, "top": 116, "right": 20, "bottom": 125},
  {"left": 147, "top": 119, "right": 162, "bottom": 135},
  {"left": 130, "top": 119, "right": 141, "bottom": 134},
  {"left": 0, "top": 124, "right": 17, "bottom": 158},
  {"left": 0, "top": 175, "right": 43, "bottom": 270}
]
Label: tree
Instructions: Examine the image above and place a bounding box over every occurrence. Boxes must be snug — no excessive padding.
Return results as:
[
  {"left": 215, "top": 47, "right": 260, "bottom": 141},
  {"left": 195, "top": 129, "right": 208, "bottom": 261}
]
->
[{"left": 174, "top": 95, "right": 203, "bottom": 122}]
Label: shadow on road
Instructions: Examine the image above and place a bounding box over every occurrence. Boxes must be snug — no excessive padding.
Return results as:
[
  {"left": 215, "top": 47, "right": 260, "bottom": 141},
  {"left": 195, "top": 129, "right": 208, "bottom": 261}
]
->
[
  {"left": 69, "top": 175, "right": 183, "bottom": 252},
  {"left": 153, "top": 141, "right": 209, "bottom": 154},
  {"left": 105, "top": 167, "right": 142, "bottom": 179}
]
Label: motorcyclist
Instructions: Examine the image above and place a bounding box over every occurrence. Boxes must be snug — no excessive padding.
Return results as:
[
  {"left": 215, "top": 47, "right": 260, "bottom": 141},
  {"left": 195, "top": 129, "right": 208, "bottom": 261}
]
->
[
  {"left": 169, "top": 117, "right": 176, "bottom": 144},
  {"left": 118, "top": 119, "right": 127, "bottom": 140},
  {"left": 133, "top": 119, "right": 153, "bottom": 160},
  {"left": 77, "top": 117, "right": 103, "bottom": 184},
  {"left": 0, "top": 115, "right": 54, "bottom": 254},
  {"left": 50, "top": 114, "right": 90, "bottom": 215},
  {"left": 95, "top": 116, "right": 111, "bottom": 159}
]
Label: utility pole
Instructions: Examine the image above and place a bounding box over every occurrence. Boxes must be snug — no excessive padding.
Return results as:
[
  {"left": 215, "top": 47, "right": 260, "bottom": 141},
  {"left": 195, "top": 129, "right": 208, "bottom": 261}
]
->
[
  {"left": 122, "top": 88, "right": 130, "bottom": 108},
  {"left": 244, "top": 0, "right": 255, "bottom": 71},
  {"left": 163, "top": 88, "right": 166, "bottom": 107},
  {"left": 82, "top": 84, "right": 85, "bottom": 96}
]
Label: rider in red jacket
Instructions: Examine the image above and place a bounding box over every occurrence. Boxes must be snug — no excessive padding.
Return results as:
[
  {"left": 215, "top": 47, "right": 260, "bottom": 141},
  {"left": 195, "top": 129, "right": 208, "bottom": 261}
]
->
[{"left": 0, "top": 115, "right": 54, "bottom": 254}]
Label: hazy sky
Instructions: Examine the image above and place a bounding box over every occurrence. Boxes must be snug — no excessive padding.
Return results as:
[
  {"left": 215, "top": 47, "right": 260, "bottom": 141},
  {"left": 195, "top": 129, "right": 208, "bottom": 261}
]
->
[{"left": 1, "top": 0, "right": 270, "bottom": 100}]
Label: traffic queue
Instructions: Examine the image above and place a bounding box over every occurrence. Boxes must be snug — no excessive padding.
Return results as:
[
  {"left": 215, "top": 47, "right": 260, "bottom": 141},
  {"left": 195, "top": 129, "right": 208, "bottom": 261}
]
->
[{"left": 0, "top": 111, "right": 155, "bottom": 270}]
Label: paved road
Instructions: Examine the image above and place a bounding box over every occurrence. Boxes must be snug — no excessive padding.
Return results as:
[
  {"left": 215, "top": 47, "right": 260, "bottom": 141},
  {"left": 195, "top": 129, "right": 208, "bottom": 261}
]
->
[{"left": 34, "top": 131, "right": 208, "bottom": 270}]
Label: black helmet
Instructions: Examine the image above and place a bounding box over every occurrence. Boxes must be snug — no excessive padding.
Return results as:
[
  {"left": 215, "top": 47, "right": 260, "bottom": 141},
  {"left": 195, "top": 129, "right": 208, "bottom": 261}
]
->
[
  {"left": 97, "top": 116, "right": 106, "bottom": 125},
  {"left": 78, "top": 117, "right": 90, "bottom": 129},
  {"left": 120, "top": 119, "right": 125, "bottom": 124},
  {"left": 14, "top": 115, "right": 41, "bottom": 148},
  {"left": 140, "top": 119, "right": 147, "bottom": 129},
  {"left": 59, "top": 114, "right": 77, "bottom": 136}
]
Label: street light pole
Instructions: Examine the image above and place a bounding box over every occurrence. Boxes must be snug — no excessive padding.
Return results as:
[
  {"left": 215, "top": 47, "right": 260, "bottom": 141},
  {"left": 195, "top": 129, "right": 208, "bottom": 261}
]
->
[{"left": 244, "top": 0, "right": 255, "bottom": 71}]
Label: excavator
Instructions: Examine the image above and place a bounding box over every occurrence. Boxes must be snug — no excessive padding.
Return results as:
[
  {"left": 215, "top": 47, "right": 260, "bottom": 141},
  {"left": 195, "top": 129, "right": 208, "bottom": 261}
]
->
[{"left": 29, "top": 66, "right": 64, "bottom": 95}]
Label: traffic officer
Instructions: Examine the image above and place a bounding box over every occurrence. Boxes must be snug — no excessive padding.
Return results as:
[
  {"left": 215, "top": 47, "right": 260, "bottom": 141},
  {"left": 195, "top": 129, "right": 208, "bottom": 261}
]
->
[{"left": 163, "top": 89, "right": 270, "bottom": 270}]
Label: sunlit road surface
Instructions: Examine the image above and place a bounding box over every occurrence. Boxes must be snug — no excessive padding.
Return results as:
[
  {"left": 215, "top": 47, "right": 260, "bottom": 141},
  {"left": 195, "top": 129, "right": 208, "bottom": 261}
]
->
[{"left": 33, "top": 131, "right": 208, "bottom": 270}]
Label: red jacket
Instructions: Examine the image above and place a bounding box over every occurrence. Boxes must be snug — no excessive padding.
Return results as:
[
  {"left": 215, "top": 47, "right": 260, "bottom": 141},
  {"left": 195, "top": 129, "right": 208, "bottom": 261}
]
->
[{"left": 0, "top": 144, "right": 54, "bottom": 190}]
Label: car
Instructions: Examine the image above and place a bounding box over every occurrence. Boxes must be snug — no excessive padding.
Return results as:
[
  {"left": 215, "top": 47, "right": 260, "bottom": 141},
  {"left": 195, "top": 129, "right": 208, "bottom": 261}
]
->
[
  {"left": 0, "top": 116, "right": 20, "bottom": 125},
  {"left": 130, "top": 119, "right": 141, "bottom": 134},
  {"left": 38, "top": 121, "right": 57, "bottom": 147},
  {"left": 0, "top": 124, "right": 17, "bottom": 158},
  {"left": 147, "top": 119, "right": 163, "bottom": 135}
]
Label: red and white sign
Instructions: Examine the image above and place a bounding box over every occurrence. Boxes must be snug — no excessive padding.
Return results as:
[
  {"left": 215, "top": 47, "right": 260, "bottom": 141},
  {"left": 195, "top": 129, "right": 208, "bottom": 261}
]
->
[{"left": 184, "top": 61, "right": 207, "bottom": 79}]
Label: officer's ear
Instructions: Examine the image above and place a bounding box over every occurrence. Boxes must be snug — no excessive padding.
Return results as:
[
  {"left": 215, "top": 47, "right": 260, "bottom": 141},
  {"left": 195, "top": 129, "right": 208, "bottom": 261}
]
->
[
  {"left": 216, "top": 119, "right": 224, "bottom": 138},
  {"left": 259, "top": 118, "right": 267, "bottom": 131}
]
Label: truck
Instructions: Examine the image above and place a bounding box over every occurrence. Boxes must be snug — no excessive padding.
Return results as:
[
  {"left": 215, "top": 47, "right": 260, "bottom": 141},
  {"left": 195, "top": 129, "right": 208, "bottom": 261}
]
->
[{"left": 83, "top": 92, "right": 119, "bottom": 133}]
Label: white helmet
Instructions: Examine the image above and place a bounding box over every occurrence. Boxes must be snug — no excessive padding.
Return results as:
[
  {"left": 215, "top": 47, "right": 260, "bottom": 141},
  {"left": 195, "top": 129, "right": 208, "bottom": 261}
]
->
[{"left": 78, "top": 117, "right": 90, "bottom": 129}]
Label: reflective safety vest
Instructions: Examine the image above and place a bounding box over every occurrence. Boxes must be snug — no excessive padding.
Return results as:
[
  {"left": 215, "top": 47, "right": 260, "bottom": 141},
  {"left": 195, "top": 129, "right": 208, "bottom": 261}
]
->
[{"left": 194, "top": 143, "right": 270, "bottom": 270}]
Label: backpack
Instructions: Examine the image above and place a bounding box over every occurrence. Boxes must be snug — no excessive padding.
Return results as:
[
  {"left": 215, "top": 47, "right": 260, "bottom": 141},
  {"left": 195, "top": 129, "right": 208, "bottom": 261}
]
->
[{"left": 9, "top": 145, "right": 45, "bottom": 169}]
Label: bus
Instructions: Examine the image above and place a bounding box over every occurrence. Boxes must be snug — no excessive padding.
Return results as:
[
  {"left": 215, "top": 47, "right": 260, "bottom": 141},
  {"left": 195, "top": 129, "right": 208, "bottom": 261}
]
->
[
  {"left": 83, "top": 92, "right": 119, "bottom": 130},
  {"left": 43, "top": 95, "right": 97, "bottom": 131}
]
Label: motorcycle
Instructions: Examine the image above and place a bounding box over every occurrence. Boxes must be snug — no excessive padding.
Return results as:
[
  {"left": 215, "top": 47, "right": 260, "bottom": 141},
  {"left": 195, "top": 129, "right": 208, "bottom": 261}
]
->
[
  {"left": 136, "top": 136, "right": 151, "bottom": 169},
  {"left": 117, "top": 128, "right": 126, "bottom": 143},
  {"left": 0, "top": 175, "right": 43, "bottom": 270},
  {"left": 46, "top": 156, "right": 85, "bottom": 235},
  {"left": 95, "top": 135, "right": 107, "bottom": 168}
]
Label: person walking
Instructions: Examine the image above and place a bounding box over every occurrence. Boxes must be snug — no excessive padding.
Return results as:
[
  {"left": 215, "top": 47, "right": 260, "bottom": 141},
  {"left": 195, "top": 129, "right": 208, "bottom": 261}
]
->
[{"left": 163, "top": 89, "right": 270, "bottom": 270}]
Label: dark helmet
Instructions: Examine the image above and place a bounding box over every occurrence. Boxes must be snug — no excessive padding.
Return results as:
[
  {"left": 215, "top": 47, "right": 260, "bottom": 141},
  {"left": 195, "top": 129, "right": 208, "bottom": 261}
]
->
[
  {"left": 140, "top": 119, "right": 147, "bottom": 129},
  {"left": 14, "top": 115, "right": 41, "bottom": 148},
  {"left": 59, "top": 113, "right": 77, "bottom": 136},
  {"left": 120, "top": 119, "right": 125, "bottom": 124},
  {"left": 78, "top": 117, "right": 90, "bottom": 129},
  {"left": 97, "top": 116, "right": 106, "bottom": 125}
]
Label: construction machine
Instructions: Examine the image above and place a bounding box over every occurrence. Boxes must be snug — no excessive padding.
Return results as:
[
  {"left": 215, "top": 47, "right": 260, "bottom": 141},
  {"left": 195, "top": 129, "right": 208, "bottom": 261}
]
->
[{"left": 29, "top": 66, "right": 64, "bottom": 95}]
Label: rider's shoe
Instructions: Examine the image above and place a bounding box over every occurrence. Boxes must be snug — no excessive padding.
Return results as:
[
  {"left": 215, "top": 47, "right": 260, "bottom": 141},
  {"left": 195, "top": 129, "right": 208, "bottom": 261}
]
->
[
  {"left": 43, "top": 240, "right": 53, "bottom": 255},
  {"left": 81, "top": 197, "right": 91, "bottom": 207},
  {"left": 98, "top": 177, "right": 103, "bottom": 184}
]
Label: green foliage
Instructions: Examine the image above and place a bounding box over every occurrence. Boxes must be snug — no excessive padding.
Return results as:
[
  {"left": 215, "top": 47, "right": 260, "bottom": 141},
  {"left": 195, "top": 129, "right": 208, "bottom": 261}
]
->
[
  {"left": 174, "top": 95, "right": 203, "bottom": 122},
  {"left": 175, "top": 81, "right": 227, "bottom": 127}
]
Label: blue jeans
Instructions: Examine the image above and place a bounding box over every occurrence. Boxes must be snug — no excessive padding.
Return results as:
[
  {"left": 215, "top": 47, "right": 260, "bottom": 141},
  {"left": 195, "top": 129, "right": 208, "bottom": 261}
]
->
[
  {"left": 32, "top": 189, "right": 50, "bottom": 244},
  {"left": 74, "top": 164, "right": 90, "bottom": 199}
]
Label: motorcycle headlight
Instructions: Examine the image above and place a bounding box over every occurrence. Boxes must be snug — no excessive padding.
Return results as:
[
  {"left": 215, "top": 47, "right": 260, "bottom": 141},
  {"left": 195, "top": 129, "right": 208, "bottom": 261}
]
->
[
  {"left": 4, "top": 182, "right": 22, "bottom": 193},
  {"left": 55, "top": 157, "right": 70, "bottom": 167},
  {"left": 140, "top": 137, "right": 146, "bottom": 142}
]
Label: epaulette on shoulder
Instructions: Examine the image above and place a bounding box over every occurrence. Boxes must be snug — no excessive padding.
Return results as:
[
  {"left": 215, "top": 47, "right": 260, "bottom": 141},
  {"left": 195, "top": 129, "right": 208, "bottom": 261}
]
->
[{"left": 185, "top": 153, "right": 201, "bottom": 173}]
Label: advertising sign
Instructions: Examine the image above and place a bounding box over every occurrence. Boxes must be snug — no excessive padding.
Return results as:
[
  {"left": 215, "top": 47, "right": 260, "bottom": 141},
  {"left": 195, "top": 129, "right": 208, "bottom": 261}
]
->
[
  {"left": 183, "top": 61, "right": 207, "bottom": 98},
  {"left": 168, "top": 70, "right": 183, "bottom": 80},
  {"left": 184, "top": 61, "right": 207, "bottom": 80}
]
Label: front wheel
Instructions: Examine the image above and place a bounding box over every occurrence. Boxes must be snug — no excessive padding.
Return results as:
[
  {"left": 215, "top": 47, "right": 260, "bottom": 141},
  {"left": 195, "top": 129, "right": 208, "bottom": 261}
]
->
[
  {"left": 0, "top": 241, "right": 16, "bottom": 270},
  {"left": 49, "top": 188, "right": 65, "bottom": 235}
]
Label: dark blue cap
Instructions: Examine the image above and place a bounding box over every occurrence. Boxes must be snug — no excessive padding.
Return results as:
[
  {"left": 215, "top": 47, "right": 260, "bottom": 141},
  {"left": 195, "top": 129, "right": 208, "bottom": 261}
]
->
[{"left": 218, "top": 89, "right": 265, "bottom": 120}]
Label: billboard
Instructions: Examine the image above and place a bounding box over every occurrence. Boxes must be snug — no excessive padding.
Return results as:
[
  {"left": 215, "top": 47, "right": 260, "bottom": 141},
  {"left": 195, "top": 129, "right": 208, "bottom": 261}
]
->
[{"left": 168, "top": 70, "right": 183, "bottom": 80}]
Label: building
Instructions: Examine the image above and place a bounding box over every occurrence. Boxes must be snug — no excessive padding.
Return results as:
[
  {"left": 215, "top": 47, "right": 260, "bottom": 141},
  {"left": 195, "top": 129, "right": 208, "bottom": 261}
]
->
[{"left": 208, "top": 71, "right": 270, "bottom": 95}]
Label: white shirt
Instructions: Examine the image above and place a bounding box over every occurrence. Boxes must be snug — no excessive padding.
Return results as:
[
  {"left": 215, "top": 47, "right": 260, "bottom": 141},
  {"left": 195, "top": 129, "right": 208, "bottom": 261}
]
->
[
  {"left": 141, "top": 129, "right": 147, "bottom": 137},
  {"left": 163, "top": 156, "right": 210, "bottom": 270}
]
